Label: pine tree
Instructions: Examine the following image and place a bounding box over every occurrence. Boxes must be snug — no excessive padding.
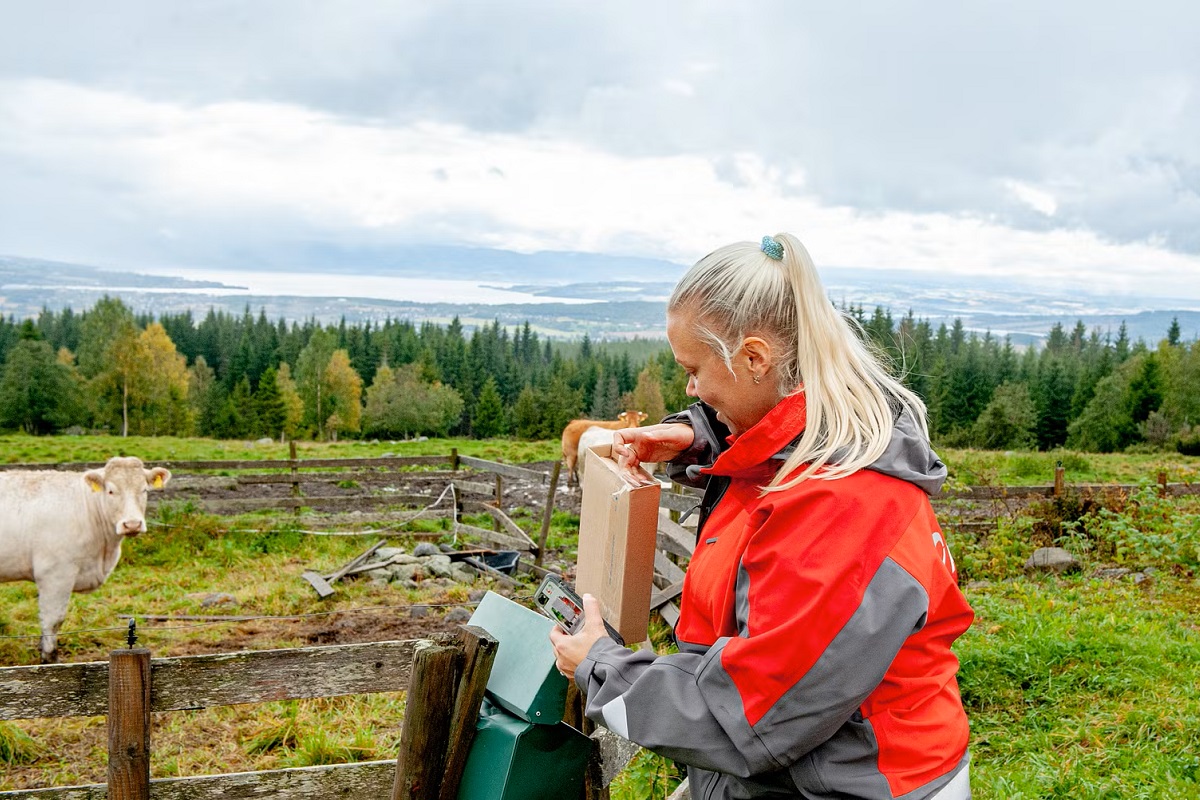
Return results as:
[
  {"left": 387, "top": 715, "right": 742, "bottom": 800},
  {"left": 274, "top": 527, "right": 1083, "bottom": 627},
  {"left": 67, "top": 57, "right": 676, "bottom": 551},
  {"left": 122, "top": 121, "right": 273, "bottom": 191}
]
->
[
  {"left": 0, "top": 339, "right": 85, "bottom": 433},
  {"left": 254, "top": 365, "right": 287, "bottom": 440},
  {"left": 589, "top": 371, "right": 621, "bottom": 419},
  {"left": 1167, "top": 317, "right": 1181, "bottom": 347},
  {"left": 472, "top": 376, "right": 506, "bottom": 438}
]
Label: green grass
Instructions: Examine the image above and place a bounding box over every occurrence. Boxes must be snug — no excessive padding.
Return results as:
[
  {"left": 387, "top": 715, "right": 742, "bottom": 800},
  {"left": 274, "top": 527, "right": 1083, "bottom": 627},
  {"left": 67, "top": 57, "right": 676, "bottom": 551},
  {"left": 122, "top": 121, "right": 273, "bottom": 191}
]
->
[
  {"left": 3, "top": 434, "right": 1200, "bottom": 796},
  {"left": 960, "top": 577, "right": 1200, "bottom": 798},
  {"left": 941, "top": 446, "right": 1200, "bottom": 487},
  {"left": 0, "top": 432, "right": 561, "bottom": 466}
]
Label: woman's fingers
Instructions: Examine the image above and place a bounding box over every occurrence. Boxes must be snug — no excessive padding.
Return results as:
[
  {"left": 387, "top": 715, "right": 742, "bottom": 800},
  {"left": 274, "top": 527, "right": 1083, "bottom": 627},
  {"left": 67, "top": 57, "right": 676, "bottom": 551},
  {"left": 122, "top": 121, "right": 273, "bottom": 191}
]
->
[{"left": 549, "top": 593, "right": 611, "bottom": 680}]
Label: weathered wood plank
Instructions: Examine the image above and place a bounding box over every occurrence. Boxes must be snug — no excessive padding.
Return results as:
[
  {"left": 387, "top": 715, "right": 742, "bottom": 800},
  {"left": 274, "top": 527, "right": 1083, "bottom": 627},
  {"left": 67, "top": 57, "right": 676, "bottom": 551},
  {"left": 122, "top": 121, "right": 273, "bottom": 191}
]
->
[
  {"left": 0, "top": 457, "right": 452, "bottom": 472},
  {"left": 0, "top": 660, "right": 110, "bottom": 720},
  {"left": 234, "top": 470, "right": 477, "bottom": 485},
  {"left": 0, "top": 760, "right": 399, "bottom": 799},
  {"left": 462, "top": 503, "right": 537, "bottom": 548},
  {"left": 324, "top": 540, "right": 387, "bottom": 583},
  {"left": 151, "top": 640, "right": 418, "bottom": 711},
  {"left": 590, "top": 727, "right": 643, "bottom": 790},
  {"left": 654, "top": 551, "right": 687, "bottom": 585},
  {"left": 0, "top": 784, "right": 107, "bottom": 799},
  {"left": 300, "top": 571, "right": 336, "bottom": 599},
  {"left": 658, "top": 490, "right": 703, "bottom": 514},
  {"left": 649, "top": 581, "right": 685, "bottom": 611},
  {"left": 666, "top": 778, "right": 692, "bottom": 800},
  {"left": 456, "top": 456, "right": 548, "bottom": 483},
  {"left": 454, "top": 523, "right": 536, "bottom": 554},
  {"left": 656, "top": 513, "right": 696, "bottom": 558},
  {"left": 448, "top": 480, "right": 496, "bottom": 497},
  {"left": 658, "top": 601, "right": 680, "bottom": 629},
  {"left": 183, "top": 495, "right": 455, "bottom": 514}
]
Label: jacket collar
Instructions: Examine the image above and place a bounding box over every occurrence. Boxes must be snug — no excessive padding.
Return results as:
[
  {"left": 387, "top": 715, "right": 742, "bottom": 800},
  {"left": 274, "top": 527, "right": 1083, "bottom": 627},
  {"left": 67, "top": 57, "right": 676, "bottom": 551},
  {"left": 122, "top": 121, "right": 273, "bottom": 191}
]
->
[{"left": 706, "top": 392, "right": 807, "bottom": 477}]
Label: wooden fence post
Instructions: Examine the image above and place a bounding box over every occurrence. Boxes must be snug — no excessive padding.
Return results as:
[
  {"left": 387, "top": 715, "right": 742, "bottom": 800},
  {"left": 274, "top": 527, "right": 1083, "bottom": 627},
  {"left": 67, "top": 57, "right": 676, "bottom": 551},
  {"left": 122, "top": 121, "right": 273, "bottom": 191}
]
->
[
  {"left": 108, "top": 640, "right": 152, "bottom": 800},
  {"left": 289, "top": 440, "right": 300, "bottom": 515},
  {"left": 438, "top": 626, "right": 499, "bottom": 800},
  {"left": 1053, "top": 465, "right": 1064, "bottom": 497},
  {"left": 1158, "top": 470, "right": 1168, "bottom": 497},
  {"left": 450, "top": 448, "right": 459, "bottom": 471},
  {"left": 537, "top": 461, "right": 562, "bottom": 567},
  {"left": 669, "top": 482, "right": 683, "bottom": 524},
  {"left": 393, "top": 641, "right": 462, "bottom": 800},
  {"left": 493, "top": 474, "right": 504, "bottom": 532}
]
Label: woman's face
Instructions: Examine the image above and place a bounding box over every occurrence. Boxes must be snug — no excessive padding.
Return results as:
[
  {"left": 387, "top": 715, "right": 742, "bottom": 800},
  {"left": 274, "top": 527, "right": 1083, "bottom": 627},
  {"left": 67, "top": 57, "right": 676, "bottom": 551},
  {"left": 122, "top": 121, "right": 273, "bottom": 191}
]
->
[{"left": 667, "top": 308, "right": 778, "bottom": 435}]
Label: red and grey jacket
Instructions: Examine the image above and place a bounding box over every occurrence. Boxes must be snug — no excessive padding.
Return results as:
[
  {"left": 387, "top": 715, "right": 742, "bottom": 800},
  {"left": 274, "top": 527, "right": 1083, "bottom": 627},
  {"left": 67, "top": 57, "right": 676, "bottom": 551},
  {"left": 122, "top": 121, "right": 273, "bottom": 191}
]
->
[{"left": 575, "top": 394, "right": 974, "bottom": 799}]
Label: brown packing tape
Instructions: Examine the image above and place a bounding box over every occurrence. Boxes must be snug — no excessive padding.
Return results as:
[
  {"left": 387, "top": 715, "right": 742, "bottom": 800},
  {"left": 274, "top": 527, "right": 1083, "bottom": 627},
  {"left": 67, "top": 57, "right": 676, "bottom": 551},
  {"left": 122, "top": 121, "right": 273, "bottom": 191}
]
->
[{"left": 575, "top": 445, "right": 661, "bottom": 644}]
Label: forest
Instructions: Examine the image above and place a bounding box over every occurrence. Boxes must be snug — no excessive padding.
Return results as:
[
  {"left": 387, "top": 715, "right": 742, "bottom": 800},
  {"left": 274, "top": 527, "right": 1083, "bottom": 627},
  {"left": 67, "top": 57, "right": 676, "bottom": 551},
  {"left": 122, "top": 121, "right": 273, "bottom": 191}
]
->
[{"left": 0, "top": 296, "right": 1197, "bottom": 455}]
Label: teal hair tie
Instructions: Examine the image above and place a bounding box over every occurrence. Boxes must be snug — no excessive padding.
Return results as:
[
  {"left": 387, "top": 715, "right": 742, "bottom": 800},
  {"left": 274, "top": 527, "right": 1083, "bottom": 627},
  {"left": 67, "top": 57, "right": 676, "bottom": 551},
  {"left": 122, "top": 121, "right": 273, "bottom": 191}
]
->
[{"left": 760, "top": 235, "right": 784, "bottom": 260}]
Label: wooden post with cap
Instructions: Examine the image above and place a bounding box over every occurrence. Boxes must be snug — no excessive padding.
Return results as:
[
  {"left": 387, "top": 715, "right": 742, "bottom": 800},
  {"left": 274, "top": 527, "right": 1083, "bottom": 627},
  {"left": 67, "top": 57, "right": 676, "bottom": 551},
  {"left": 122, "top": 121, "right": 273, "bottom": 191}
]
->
[{"left": 107, "top": 619, "right": 151, "bottom": 800}]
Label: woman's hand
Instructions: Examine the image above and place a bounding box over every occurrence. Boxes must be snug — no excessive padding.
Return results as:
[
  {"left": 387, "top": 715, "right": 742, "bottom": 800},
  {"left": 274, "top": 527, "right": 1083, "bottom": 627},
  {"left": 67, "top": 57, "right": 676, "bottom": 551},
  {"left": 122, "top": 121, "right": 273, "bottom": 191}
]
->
[
  {"left": 611, "top": 423, "right": 694, "bottom": 482},
  {"left": 549, "top": 593, "right": 609, "bottom": 681}
]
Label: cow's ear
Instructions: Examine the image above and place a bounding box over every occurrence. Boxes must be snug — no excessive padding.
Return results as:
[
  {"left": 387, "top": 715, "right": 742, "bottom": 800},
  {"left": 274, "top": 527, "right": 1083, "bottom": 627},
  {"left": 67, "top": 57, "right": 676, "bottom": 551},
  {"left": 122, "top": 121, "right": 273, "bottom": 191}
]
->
[
  {"left": 84, "top": 470, "right": 105, "bottom": 493},
  {"left": 146, "top": 467, "right": 172, "bottom": 489}
]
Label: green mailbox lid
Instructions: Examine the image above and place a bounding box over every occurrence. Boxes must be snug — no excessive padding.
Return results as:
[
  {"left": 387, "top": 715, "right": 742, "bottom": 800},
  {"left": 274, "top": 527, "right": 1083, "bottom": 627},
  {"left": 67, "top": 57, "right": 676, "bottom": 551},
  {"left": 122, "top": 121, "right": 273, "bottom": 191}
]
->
[{"left": 467, "top": 591, "right": 569, "bottom": 725}]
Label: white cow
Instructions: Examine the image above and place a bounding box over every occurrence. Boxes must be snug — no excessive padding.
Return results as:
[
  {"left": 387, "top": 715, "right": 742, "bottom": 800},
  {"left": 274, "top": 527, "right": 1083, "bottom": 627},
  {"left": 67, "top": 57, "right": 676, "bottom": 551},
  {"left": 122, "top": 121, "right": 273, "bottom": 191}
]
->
[
  {"left": 0, "top": 457, "right": 171, "bottom": 662},
  {"left": 576, "top": 426, "right": 658, "bottom": 483}
]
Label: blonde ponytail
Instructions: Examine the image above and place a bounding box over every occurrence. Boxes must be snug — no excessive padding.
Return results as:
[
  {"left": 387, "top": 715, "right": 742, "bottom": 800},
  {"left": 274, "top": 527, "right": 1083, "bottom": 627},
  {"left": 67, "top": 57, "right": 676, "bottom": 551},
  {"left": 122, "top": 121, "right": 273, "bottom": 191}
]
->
[{"left": 668, "top": 233, "right": 929, "bottom": 490}]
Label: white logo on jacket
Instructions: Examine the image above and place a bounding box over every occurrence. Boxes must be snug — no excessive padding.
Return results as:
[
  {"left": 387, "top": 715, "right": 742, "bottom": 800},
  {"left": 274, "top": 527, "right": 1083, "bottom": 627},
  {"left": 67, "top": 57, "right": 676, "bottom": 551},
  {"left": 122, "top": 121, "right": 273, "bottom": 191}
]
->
[{"left": 932, "top": 531, "right": 957, "bottom": 576}]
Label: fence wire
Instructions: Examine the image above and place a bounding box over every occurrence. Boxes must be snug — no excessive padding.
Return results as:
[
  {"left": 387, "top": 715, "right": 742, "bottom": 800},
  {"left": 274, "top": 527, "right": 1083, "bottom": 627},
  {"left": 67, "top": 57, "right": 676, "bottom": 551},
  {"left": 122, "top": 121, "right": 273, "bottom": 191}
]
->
[{"left": 0, "top": 593, "right": 535, "bottom": 643}]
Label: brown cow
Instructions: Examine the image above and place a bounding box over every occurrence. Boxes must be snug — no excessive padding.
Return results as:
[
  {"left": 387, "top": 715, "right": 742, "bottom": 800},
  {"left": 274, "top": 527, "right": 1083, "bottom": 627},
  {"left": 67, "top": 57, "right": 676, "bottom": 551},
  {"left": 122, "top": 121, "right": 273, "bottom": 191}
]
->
[{"left": 561, "top": 410, "right": 648, "bottom": 485}]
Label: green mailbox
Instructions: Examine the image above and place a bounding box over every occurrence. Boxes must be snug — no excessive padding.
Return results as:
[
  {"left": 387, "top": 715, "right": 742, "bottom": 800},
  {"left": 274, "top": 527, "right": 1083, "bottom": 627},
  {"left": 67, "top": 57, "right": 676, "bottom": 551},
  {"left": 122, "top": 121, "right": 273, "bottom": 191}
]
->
[{"left": 457, "top": 592, "right": 592, "bottom": 800}]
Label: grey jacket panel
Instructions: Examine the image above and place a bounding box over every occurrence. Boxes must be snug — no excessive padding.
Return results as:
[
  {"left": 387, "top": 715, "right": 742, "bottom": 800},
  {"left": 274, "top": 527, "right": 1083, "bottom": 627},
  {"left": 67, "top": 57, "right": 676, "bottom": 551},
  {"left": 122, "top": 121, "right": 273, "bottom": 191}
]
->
[
  {"left": 662, "top": 403, "right": 729, "bottom": 488},
  {"left": 739, "top": 557, "right": 929, "bottom": 769},
  {"left": 576, "top": 639, "right": 772, "bottom": 777},
  {"left": 862, "top": 406, "right": 947, "bottom": 496},
  {"left": 576, "top": 557, "right": 932, "bottom": 793}
]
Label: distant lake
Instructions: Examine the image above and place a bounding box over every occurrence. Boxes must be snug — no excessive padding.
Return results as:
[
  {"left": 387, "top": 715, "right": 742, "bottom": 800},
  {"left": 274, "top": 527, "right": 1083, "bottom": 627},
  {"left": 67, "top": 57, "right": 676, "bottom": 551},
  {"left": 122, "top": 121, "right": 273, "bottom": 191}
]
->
[{"left": 124, "top": 267, "right": 593, "bottom": 306}]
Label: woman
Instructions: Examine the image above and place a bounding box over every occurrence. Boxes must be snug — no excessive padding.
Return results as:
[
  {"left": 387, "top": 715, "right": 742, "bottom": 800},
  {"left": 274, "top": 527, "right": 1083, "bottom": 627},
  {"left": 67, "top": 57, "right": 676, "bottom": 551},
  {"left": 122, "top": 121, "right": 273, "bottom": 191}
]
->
[{"left": 550, "top": 234, "right": 973, "bottom": 799}]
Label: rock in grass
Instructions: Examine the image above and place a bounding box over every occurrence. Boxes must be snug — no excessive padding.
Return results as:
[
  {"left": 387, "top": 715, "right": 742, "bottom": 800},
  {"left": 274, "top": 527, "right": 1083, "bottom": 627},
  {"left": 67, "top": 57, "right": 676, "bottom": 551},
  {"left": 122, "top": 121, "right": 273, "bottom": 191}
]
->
[{"left": 1024, "top": 547, "right": 1080, "bottom": 574}]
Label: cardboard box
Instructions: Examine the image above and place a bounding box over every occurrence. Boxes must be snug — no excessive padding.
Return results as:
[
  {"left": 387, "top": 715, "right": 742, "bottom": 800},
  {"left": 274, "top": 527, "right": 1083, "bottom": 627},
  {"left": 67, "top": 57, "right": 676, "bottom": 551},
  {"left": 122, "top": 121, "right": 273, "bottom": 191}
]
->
[{"left": 575, "top": 445, "right": 661, "bottom": 643}]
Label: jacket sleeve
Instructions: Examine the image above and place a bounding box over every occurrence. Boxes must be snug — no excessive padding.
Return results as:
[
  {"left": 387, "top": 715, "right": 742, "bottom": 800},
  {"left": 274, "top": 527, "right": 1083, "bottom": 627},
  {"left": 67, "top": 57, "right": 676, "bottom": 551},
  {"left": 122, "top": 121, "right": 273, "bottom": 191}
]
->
[
  {"left": 660, "top": 402, "right": 730, "bottom": 488},
  {"left": 575, "top": 484, "right": 932, "bottom": 777}
]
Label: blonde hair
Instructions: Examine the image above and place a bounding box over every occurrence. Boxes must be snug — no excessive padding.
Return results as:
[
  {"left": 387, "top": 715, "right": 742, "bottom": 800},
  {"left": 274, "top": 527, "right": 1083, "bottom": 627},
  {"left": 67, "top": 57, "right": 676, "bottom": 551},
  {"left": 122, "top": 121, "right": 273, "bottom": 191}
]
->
[{"left": 668, "top": 233, "right": 929, "bottom": 491}]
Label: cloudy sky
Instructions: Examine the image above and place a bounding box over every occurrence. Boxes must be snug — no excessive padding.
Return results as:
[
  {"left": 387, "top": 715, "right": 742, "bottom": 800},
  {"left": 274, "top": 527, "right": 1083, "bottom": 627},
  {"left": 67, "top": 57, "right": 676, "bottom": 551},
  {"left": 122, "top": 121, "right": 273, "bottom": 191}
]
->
[{"left": 1, "top": 1, "right": 1198, "bottom": 298}]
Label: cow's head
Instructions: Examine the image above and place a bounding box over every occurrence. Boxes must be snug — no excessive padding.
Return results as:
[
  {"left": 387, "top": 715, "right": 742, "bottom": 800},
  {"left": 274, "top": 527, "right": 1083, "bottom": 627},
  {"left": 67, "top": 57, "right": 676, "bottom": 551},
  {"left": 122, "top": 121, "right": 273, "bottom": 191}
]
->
[
  {"left": 83, "top": 457, "right": 172, "bottom": 537},
  {"left": 618, "top": 410, "right": 648, "bottom": 427}
]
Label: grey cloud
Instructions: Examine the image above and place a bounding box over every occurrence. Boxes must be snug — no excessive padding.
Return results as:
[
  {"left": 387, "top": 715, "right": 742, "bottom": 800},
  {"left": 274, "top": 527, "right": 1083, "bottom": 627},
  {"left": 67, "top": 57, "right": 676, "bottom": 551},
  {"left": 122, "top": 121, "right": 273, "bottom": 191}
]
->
[{"left": 2, "top": 0, "right": 1199, "bottom": 255}]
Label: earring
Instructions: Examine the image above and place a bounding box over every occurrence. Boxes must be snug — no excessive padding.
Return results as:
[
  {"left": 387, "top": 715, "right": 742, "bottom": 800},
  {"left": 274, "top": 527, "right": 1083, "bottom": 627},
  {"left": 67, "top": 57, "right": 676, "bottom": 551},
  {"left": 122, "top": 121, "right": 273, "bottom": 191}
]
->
[{"left": 753, "top": 373, "right": 762, "bottom": 385}]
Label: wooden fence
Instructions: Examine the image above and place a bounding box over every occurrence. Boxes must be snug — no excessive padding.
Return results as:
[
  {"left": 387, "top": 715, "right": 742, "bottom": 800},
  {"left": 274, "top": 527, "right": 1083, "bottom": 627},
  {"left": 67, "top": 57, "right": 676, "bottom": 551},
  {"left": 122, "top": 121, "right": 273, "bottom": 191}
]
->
[
  {"left": 4, "top": 453, "right": 1194, "bottom": 518},
  {"left": 0, "top": 626, "right": 642, "bottom": 800},
  {"left": 0, "top": 448, "right": 560, "bottom": 563}
]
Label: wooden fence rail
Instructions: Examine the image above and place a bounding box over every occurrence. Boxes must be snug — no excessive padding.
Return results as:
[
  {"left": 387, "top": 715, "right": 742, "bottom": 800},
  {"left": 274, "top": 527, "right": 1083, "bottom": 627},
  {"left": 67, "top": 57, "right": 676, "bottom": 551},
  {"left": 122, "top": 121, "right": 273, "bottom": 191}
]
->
[
  {"left": 0, "top": 627, "right": 643, "bottom": 800},
  {"left": 3, "top": 454, "right": 1194, "bottom": 515},
  {"left": 0, "top": 614, "right": 650, "bottom": 792}
]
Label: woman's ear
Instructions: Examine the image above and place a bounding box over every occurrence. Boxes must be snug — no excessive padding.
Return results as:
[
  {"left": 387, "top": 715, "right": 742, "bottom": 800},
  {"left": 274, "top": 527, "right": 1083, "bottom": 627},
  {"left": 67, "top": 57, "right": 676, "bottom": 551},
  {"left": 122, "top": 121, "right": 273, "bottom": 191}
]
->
[{"left": 741, "top": 336, "right": 773, "bottom": 374}]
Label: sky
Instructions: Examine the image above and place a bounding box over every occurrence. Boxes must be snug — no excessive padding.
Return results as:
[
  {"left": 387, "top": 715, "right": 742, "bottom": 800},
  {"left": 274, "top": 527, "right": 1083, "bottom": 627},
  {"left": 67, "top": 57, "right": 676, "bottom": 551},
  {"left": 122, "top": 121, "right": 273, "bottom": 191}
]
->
[{"left": 1, "top": 1, "right": 1199, "bottom": 299}]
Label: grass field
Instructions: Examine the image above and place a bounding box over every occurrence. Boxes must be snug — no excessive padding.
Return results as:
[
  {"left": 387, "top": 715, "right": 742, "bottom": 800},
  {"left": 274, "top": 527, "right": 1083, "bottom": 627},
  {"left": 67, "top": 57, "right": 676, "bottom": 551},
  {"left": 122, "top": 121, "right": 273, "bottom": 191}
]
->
[{"left": 1, "top": 434, "right": 1198, "bottom": 798}]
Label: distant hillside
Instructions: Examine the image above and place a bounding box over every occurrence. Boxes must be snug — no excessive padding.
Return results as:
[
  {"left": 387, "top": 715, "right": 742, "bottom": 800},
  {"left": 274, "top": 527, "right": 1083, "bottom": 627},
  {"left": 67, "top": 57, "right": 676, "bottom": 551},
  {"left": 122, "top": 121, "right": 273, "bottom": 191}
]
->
[{"left": 2, "top": 251, "right": 1197, "bottom": 345}]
